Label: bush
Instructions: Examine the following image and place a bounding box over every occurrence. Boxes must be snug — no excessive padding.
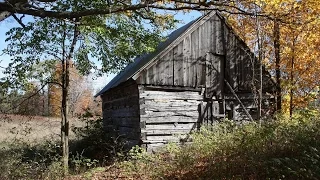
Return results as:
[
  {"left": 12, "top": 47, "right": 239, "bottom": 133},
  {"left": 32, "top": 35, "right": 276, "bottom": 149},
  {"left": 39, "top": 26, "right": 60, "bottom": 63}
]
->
[
  {"left": 118, "top": 109, "right": 320, "bottom": 179},
  {"left": 0, "top": 109, "right": 125, "bottom": 179},
  {"left": 0, "top": 140, "right": 63, "bottom": 180},
  {"left": 70, "top": 109, "right": 126, "bottom": 173}
]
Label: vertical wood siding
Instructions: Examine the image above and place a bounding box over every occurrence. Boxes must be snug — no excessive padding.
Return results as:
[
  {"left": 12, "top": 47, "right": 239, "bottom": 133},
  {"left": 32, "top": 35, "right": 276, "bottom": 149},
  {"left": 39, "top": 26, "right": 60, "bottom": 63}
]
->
[{"left": 135, "top": 13, "right": 264, "bottom": 96}]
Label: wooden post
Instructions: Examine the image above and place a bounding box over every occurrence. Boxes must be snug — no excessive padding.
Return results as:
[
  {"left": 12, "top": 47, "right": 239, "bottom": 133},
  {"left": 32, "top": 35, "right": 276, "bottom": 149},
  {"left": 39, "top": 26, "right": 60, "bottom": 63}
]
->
[
  {"left": 198, "top": 102, "right": 204, "bottom": 130},
  {"left": 224, "top": 79, "right": 254, "bottom": 121}
]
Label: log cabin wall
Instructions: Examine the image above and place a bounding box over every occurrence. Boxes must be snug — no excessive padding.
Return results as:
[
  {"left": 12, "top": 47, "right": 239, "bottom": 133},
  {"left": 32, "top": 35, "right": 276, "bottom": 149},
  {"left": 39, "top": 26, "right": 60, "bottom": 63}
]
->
[
  {"left": 138, "top": 86, "right": 203, "bottom": 152},
  {"left": 101, "top": 79, "right": 141, "bottom": 148}
]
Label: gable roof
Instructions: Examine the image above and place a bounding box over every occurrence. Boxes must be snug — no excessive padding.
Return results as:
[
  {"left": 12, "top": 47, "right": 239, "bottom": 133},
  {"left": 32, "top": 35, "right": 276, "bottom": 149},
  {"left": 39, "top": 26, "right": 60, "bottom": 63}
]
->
[{"left": 94, "top": 12, "right": 218, "bottom": 97}]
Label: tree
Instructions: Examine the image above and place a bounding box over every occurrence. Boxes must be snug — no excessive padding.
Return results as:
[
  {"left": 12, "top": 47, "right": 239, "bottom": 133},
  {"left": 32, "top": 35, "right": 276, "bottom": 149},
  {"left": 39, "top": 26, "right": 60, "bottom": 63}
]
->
[
  {"left": 224, "top": 0, "right": 320, "bottom": 116},
  {"left": 1, "top": 3, "right": 177, "bottom": 174},
  {"left": 48, "top": 61, "right": 94, "bottom": 117}
]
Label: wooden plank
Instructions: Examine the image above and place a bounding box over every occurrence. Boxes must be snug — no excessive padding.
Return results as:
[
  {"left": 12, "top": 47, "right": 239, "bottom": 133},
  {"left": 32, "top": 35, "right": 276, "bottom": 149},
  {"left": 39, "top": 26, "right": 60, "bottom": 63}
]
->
[
  {"left": 143, "top": 100, "right": 199, "bottom": 107},
  {"left": 142, "top": 111, "right": 199, "bottom": 118},
  {"left": 205, "top": 20, "right": 211, "bottom": 54},
  {"left": 190, "top": 29, "right": 199, "bottom": 87},
  {"left": 140, "top": 95, "right": 202, "bottom": 101},
  {"left": 145, "top": 123, "right": 196, "bottom": 130},
  {"left": 205, "top": 53, "right": 211, "bottom": 92},
  {"left": 145, "top": 68, "right": 150, "bottom": 85},
  {"left": 146, "top": 135, "right": 189, "bottom": 142},
  {"left": 196, "top": 24, "right": 203, "bottom": 87},
  {"left": 173, "top": 41, "right": 184, "bottom": 86},
  {"left": 215, "top": 15, "right": 224, "bottom": 55},
  {"left": 140, "top": 90, "right": 202, "bottom": 100},
  {"left": 153, "top": 61, "right": 158, "bottom": 84},
  {"left": 157, "top": 56, "right": 165, "bottom": 85},
  {"left": 105, "top": 107, "right": 139, "bottom": 118},
  {"left": 103, "top": 95, "right": 138, "bottom": 106},
  {"left": 143, "top": 85, "right": 202, "bottom": 92},
  {"left": 161, "top": 52, "right": 170, "bottom": 85},
  {"left": 146, "top": 65, "right": 153, "bottom": 84},
  {"left": 144, "top": 106, "right": 198, "bottom": 112},
  {"left": 168, "top": 49, "right": 174, "bottom": 85},
  {"left": 141, "top": 90, "right": 201, "bottom": 96},
  {"left": 198, "top": 101, "right": 204, "bottom": 128},
  {"left": 206, "top": 55, "right": 222, "bottom": 97},
  {"left": 143, "top": 116, "right": 199, "bottom": 124},
  {"left": 210, "top": 15, "right": 216, "bottom": 53},
  {"left": 114, "top": 117, "right": 140, "bottom": 127},
  {"left": 183, "top": 34, "right": 191, "bottom": 86},
  {"left": 226, "top": 27, "right": 238, "bottom": 89},
  {"left": 144, "top": 135, "right": 193, "bottom": 146},
  {"left": 142, "top": 129, "right": 193, "bottom": 135}
]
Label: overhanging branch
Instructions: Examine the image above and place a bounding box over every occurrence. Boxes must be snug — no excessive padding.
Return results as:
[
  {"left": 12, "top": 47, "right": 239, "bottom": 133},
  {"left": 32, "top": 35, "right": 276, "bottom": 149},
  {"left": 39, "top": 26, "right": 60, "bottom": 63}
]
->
[{"left": 0, "top": 1, "right": 277, "bottom": 22}]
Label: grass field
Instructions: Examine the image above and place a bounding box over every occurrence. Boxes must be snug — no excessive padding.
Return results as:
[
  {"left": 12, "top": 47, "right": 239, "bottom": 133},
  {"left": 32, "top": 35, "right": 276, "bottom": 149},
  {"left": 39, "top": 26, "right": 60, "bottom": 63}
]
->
[{"left": 0, "top": 114, "right": 84, "bottom": 146}]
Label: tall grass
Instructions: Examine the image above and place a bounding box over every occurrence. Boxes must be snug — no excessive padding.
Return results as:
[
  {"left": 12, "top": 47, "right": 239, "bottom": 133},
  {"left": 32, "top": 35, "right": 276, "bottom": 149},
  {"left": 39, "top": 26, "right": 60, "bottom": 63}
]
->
[
  {"left": 0, "top": 111, "right": 124, "bottom": 179},
  {"left": 2, "top": 109, "right": 320, "bottom": 179},
  {"left": 121, "top": 109, "right": 320, "bottom": 179}
]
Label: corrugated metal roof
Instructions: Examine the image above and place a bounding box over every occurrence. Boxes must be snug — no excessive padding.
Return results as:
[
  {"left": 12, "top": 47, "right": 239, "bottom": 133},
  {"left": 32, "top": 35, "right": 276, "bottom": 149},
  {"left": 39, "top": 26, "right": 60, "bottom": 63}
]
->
[{"left": 95, "top": 14, "right": 204, "bottom": 97}]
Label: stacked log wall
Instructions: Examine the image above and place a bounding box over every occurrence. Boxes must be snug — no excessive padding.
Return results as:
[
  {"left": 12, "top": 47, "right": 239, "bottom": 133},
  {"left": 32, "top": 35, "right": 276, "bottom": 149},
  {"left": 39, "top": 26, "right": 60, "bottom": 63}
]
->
[
  {"left": 101, "top": 79, "right": 141, "bottom": 148},
  {"left": 138, "top": 86, "right": 203, "bottom": 152}
]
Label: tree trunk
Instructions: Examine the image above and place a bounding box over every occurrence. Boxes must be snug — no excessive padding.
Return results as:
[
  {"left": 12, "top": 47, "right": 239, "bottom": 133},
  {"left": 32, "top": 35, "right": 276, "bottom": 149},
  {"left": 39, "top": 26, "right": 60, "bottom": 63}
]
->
[
  {"left": 255, "top": 11, "right": 263, "bottom": 120},
  {"left": 274, "top": 20, "right": 281, "bottom": 112},
  {"left": 61, "top": 55, "right": 68, "bottom": 175},
  {"left": 61, "top": 58, "right": 70, "bottom": 175},
  {"left": 289, "top": 38, "right": 296, "bottom": 118},
  {"left": 60, "top": 20, "right": 79, "bottom": 175}
]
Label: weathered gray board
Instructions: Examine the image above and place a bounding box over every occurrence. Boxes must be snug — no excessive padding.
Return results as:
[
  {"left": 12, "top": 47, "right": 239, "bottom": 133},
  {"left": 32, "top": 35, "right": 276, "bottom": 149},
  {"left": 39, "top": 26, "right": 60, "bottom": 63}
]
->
[
  {"left": 135, "top": 12, "right": 274, "bottom": 97},
  {"left": 139, "top": 87, "right": 202, "bottom": 152}
]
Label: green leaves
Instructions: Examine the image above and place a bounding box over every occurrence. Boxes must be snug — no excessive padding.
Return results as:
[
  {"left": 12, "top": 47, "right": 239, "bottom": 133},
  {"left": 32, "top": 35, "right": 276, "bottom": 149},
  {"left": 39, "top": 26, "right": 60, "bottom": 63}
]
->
[
  {"left": 2, "top": 4, "right": 177, "bottom": 87},
  {"left": 77, "top": 12, "right": 169, "bottom": 74}
]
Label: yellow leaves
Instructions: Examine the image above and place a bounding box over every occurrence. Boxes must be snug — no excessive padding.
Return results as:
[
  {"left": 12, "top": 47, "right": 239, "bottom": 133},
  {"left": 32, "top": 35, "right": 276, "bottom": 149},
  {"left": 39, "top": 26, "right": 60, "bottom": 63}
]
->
[
  {"left": 226, "top": 0, "right": 320, "bottom": 110},
  {"left": 124, "top": 10, "right": 132, "bottom": 17}
]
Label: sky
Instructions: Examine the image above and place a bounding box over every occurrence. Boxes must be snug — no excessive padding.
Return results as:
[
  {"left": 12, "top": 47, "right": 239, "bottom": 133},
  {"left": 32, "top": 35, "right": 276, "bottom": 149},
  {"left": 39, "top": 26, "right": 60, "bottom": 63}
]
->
[{"left": 0, "top": 10, "right": 201, "bottom": 91}]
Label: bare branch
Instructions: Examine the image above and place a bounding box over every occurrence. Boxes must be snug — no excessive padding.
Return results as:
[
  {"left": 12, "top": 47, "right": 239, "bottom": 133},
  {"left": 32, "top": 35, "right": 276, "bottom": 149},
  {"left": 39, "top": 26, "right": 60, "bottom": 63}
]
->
[{"left": 12, "top": 14, "right": 26, "bottom": 28}]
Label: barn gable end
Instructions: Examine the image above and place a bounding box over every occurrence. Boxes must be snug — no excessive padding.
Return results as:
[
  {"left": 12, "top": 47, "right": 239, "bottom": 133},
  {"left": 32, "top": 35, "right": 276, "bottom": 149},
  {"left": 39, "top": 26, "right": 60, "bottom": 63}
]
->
[{"left": 97, "top": 11, "right": 275, "bottom": 152}]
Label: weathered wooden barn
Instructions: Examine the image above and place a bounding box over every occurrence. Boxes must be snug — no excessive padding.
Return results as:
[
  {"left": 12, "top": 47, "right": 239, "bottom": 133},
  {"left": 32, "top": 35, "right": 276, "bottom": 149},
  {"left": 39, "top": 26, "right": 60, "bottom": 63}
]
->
[{"left": 95, "top": 11, "right": 275, "bottom": 151}]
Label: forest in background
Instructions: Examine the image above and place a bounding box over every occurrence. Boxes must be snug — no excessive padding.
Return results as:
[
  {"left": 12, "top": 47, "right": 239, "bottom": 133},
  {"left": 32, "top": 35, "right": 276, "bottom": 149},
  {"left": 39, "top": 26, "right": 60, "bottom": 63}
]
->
[
  {"left": 0, "top": 0, "right": 320, "bottom": 179},
  {"left": 0, "top": 60, "right": 101, "bottom": 117}
]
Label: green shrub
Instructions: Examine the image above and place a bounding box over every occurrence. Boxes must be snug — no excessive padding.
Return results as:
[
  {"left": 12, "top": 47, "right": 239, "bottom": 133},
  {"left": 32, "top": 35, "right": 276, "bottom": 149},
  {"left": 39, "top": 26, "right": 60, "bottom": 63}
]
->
[
  {"left": 0, "top": 140, "right": 62, "bottom": 180},
  {"left": 70, "top": 109, "right": 126, "bottom": 173},
  {"left": 117, "top": 110, "right": 320, "bottom": 179}
]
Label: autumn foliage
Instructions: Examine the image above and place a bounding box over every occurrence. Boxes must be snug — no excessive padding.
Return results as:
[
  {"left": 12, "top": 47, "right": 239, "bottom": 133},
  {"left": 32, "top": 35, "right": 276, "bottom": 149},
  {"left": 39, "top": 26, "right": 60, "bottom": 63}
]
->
[
  {"left": 225, "top": 0, "right": 320, "bottom": 114},
  {"left": 48, "top": 62, "right": 99, "bottom": 117}
]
